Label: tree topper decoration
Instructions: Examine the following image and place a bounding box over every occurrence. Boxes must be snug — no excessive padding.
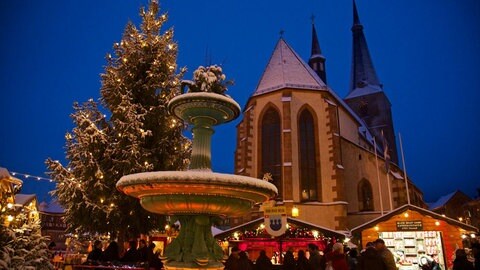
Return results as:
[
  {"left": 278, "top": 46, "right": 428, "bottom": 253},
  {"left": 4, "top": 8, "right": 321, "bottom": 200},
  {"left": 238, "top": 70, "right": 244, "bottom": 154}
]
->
[{"left": 181, "top": 65, "right": 233, "bottom": 95}]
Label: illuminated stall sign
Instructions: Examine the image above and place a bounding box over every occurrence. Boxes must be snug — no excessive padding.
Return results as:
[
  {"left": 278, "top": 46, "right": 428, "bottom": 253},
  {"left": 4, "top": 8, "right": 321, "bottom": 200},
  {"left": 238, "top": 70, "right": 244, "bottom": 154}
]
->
[{"left": 396, "top": 220, "right": 423, "bottom": 231}]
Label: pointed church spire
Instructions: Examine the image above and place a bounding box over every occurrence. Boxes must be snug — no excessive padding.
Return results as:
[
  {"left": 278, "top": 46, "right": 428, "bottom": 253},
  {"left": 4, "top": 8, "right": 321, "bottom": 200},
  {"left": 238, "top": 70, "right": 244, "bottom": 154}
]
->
[
  {"left": 308, "top": 16, "right": 327, "bottom": 84},
  {"left": 347, "top": 0, "right": 381, "bottom": 99},
  {"left": 353, "top": 0, "right": 361, "bottom": 26},
  {"left": 345, "top": 1, "right": 399, "bottom": 164}
]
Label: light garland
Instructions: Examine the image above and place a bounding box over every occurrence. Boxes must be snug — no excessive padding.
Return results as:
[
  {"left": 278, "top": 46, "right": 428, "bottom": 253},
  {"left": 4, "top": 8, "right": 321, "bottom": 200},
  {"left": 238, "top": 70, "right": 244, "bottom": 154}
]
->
[{"left": 10, "top": 171, "right": 54, "bottom": 183}]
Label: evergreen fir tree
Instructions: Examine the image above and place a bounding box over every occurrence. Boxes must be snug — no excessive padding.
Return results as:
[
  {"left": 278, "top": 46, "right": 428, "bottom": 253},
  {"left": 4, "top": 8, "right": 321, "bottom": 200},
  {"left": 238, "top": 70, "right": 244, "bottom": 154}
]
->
[
  {"left": 1, "top": 193, "right": 53, "bottom": 269},
  {"left": 46, "top": 1, "right": 190, "bottom": 238}
]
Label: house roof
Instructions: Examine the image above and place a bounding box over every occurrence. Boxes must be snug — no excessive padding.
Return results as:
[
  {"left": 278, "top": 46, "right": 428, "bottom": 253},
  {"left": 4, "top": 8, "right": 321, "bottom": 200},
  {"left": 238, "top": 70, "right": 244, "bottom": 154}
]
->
[
  {"left": 427, "top": 191, "right": 458, "bottom": 210},
  {"left": 14, "top": 194, "right": 36, "bottom": 207},
  {"left": 38, "top": 200, "right": 65, "bottom": 214},
  {"left": 350, "top": 204, "right": 478, "bottom": 234},
  {"left": 0, "top": 167, "right": 23, "bottom": 186},
  {"left": 428, "top": 190, "right": 471, "bottom": 211}
]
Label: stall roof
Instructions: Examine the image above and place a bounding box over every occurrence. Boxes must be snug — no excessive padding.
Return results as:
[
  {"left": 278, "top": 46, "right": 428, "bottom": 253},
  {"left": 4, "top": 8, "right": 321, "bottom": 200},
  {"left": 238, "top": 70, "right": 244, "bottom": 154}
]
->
[
  {"left": 215, "top": 217, "right": 346, "bottom": 239},
  {"left": 14, "top": 194, "right": 36, "bottom": 207},
  {"left": 350, "top": 204, "right": 478, "bottom": 234}
]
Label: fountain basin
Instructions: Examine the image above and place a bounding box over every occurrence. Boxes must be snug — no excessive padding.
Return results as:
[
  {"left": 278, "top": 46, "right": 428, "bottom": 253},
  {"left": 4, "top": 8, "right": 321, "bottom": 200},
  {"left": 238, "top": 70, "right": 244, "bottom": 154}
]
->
[
  {"left": 169, "top": 92, "right": 240, "bottom": 125},
  {"left": 116, "top": 171, "right": 278, "bottom": 217}
]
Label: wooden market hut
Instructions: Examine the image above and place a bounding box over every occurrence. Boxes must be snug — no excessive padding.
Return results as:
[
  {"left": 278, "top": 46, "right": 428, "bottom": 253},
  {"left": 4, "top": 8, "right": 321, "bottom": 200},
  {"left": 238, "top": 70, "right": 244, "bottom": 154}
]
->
[
  {"left": 215, "top": 217, "right": 346, "bottom": 264},
  {"left": 351, "top": 204, "right": 478, "bottom": 270}
]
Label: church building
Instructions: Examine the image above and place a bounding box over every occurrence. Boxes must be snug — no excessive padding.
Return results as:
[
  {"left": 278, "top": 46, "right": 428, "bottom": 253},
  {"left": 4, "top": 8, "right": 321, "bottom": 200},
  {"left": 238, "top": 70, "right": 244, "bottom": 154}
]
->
[{"left": 232, "top": 2, "right": 425, "bottom": 231}]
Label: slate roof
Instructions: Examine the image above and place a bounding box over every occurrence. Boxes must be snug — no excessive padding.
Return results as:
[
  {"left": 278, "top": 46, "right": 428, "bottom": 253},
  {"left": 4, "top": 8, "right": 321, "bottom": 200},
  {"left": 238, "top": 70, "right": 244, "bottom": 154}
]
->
[
  {"left": 38, "top": 200, "right": 65, "bottom": 214},
  {"left": 253, "top": 38, "right": 327, "bottom": 96},
  {"left": 427, "top": 190, "right": 462, "bottom": 211},
  {"left": 250, "top": 37, "right": 381, "bottom": 151},
  {"left": 14, "top": 194, "right": 36, "bottom": 206},
  {"left": 346, "top": 1, "right": 383, "bottom": 100}
]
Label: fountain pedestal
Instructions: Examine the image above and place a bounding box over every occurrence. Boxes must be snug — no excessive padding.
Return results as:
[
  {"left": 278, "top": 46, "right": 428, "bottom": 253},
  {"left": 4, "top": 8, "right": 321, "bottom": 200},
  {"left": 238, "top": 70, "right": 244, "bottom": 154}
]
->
[{"left": 117, "top": 92, "right": 277, "bottom": 269}]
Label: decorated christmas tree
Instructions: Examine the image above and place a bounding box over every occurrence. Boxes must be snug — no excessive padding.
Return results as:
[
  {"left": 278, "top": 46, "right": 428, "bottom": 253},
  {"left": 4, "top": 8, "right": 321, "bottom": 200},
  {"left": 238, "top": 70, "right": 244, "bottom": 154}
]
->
[
  {"left": 46, "top": 1, "right": 190, "bottom": 239},
  {"left": 0, "top": 177, "right": 53, "bottom": 269}
]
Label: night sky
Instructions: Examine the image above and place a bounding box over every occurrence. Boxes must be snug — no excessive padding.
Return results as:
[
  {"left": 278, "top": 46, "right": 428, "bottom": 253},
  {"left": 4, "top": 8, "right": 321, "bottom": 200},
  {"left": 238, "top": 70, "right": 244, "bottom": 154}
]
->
[{"left": 1, "top": 0, "right": 479, "bottom": 204}]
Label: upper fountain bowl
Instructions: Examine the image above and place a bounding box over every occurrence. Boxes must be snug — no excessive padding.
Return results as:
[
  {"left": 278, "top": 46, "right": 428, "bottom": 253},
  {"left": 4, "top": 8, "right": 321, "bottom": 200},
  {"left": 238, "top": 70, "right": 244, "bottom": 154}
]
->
[
  {"left": 169, "top": 92, "right": 240, "bottom": 126},
  {"left": 116, "top": 171, "right": 278, "bottom": 217}
]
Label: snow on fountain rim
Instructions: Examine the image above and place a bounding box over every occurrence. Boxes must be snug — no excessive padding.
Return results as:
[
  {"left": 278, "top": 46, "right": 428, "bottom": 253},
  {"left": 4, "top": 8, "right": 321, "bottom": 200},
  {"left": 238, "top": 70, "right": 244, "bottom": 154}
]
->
[
  {"left": 118, "top": 170, "right": 278, "bottom": 193},
  {"left": 169, "top": 92, "right": 241, "bottom": 111}
]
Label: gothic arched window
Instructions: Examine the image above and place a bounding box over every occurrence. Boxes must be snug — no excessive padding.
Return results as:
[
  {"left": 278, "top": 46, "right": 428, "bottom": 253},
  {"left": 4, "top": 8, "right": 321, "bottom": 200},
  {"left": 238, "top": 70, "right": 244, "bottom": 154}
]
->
[
  {"left": 358, "top": 179, "right": 374, "bottom": 211},
  {"left": 261, "top": 107, "right": 282, "bottom": 200},
  {"left": 298, "top": 109, "right": 318, "bottom": 201}
]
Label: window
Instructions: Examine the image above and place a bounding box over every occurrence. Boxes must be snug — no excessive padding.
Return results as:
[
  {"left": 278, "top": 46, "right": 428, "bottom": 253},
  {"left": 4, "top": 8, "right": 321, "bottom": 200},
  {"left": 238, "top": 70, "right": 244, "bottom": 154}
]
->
[
  {"left": 359, "top": 102, "right": 368, "bottom": 117},
  {"left": 298, "top": 109, "right": 318, "bottom": 201},
  {"left": 358, "top": 179, "right": 374, "bottom": 211},
  {"left": 261, "top": 107, "right": 282, "bottom": 200}
]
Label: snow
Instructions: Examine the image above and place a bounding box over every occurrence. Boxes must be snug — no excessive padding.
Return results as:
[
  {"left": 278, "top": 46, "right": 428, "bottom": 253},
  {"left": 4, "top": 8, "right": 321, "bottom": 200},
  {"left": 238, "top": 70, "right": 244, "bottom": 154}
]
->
[
  {"left": 0, "top": 167, "right": 10, "bottom": 178},
  {"left": 38, "top": 200, "right": 65, "bottom": 214},
  {"left": 170, "top": 92, "right": 241, "bottom": 111},
  {"left": 252, "top": 38, "right": 381, "bottom": 151},
  {"left": 0, "top": 167, "right": 22, "bottom": 185},
  {"left": 117, "top": 170, "right": 278, "bottom": 193},
  {"left": 14, "top": 194, "right": 36, "bottom": 207},
  {"left": 254, "top": 39, "right": 327, "bottom": 96},
  {"left": 345, "top": 84, "right": 383, "bottom": 99},
  {"left": 211, "top": 226, "right": 224, "bottom": 236},
  {"left": 390, "top": 171, "right": 404, "bottom": 180},
  {"left": 427, "top": 191, "right": 458, "bottom": 210}
]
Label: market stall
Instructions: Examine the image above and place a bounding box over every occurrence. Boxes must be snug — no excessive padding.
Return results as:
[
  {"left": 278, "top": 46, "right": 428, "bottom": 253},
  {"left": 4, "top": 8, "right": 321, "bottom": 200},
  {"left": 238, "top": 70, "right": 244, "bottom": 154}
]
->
[
  {"left": 351, "top": 204, "right": 478, "bottom": 270},
  {"left": 215, "top": 217, "right": 346, "bottom": 264}
]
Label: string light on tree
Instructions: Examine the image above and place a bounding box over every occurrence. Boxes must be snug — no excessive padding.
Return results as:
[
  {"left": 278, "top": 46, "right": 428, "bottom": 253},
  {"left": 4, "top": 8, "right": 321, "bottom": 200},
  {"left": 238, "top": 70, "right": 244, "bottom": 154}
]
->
[{"left": 45, "top": 0, "right": 190, "bottom": 238}]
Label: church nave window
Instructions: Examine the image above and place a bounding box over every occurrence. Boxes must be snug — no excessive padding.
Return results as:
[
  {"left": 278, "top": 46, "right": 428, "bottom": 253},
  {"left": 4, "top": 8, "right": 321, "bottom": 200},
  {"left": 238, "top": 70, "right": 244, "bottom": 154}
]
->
[
  {"left": 298, "top": 109, "right": 319, "bottom": 201},
  {"left": 358, "top": 178, "right": 374, "bottom": 211},
  {"left": 260, "top": 107, "right": 282, "bottom": 200}
]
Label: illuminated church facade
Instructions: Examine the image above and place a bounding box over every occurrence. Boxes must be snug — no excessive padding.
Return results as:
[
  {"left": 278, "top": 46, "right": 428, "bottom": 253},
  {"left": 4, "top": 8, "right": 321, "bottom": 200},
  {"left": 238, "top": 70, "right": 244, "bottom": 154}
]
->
[{"left": 232, "top": 2, "right": 425, "bottom": 231}]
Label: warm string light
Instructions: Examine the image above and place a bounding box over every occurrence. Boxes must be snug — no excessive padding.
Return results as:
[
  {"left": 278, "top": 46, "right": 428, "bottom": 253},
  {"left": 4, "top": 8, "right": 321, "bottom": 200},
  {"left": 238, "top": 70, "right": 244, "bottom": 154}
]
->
[{"left": 10, "top": 171, "right": 54, "bottom": 183}]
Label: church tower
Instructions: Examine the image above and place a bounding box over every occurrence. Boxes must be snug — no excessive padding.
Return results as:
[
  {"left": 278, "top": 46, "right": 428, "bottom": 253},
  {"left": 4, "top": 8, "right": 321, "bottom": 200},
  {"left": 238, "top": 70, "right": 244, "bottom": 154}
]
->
[
  {"left": 308, "top": 21, "right": 327, "bottom": 84},
  {"left": 344, "top": 1, "right": 398, "bottom": 164}
]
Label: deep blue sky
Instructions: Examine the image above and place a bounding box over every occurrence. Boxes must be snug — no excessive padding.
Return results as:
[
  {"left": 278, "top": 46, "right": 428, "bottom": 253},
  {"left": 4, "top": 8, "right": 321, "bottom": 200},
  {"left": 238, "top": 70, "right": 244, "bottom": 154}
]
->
[{"left": 1, "top": 0, "right": 479, "bottom": 203}]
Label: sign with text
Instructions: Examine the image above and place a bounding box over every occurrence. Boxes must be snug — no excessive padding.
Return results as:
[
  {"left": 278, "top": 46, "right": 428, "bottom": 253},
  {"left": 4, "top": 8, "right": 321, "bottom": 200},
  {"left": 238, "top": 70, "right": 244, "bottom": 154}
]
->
[{"left": 396, "top": 220, "right": 423, "bottom": 231}]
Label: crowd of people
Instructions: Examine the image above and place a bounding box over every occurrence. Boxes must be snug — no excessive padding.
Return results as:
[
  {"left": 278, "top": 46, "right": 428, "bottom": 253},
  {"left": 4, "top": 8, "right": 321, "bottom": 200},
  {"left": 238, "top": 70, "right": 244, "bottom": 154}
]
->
[
  {"left": 86, "top": 239, "right": 163, "bottom": 269},
  {"left": 83, "top": 237, "right": 480, "bottom": 270},
  {"left": 223, "top": 238, "right": 479, "bottom": 270}
]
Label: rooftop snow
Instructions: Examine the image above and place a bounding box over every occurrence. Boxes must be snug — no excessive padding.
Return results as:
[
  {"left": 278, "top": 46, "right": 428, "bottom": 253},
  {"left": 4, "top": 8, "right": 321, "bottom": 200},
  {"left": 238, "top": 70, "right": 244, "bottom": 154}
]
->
[{"left": 253, "top": 39, "right": 327, "bottom": 96}]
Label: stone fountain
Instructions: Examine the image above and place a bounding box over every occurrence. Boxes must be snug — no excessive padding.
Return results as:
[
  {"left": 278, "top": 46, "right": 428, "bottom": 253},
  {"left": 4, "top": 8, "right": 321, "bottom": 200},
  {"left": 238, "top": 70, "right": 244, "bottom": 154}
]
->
[{"left": 116, "top": 66, "right": 278, "bottom": 269}]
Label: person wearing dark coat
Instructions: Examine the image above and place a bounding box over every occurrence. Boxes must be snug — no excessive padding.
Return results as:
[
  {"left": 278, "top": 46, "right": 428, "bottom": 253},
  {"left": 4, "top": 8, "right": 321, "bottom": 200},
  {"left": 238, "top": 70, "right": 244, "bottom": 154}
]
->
[
  {"left": 147, "top": 243, "right": 163, "bottom": 270},
  {"left": 121, "top": 240, "right": 140, "bottom": 264},
  {"left": 254, "top": 250, "right": 273, "bottom": 270},
  {"left": 472, "top": 243, "right": 480, "bottom": 270},
  {"left": 295, "top": 250, "right": 309, "bottom": 270},
  {"left": 283, "top": 249, "right": 296, "bottom": 270},
  {"left": 137, "top": 239, "right": 148, "bottom": 262},
  {"left": 238, "top": 251, "right": 254, "bottom": 270},
  {"left": 308, "top": 243, "right": 323, "bottom": 270},
  {"left": 101, "top": 241, "right": 120, "bottom": 262},
  {"left": 453, "top": 249, "right": 474, "bottom": 270},
  {"left": 87, "top": 240, "right": 103, "bottom": 262},
  {"left": 348, "top": 248, "right": 358, "bottom": 270},
  {"left": 357, "top": 242, "right": 387, "bottom": 270},
  {"left": 224, "top": 246, "right": 241, "bottom": 270}
]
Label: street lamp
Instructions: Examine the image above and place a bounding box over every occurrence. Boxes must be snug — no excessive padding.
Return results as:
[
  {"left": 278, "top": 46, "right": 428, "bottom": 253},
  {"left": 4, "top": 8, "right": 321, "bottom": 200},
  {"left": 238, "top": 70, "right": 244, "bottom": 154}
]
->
[{"left": 292, "top": 206, "right": 299, "bottom": 217}]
